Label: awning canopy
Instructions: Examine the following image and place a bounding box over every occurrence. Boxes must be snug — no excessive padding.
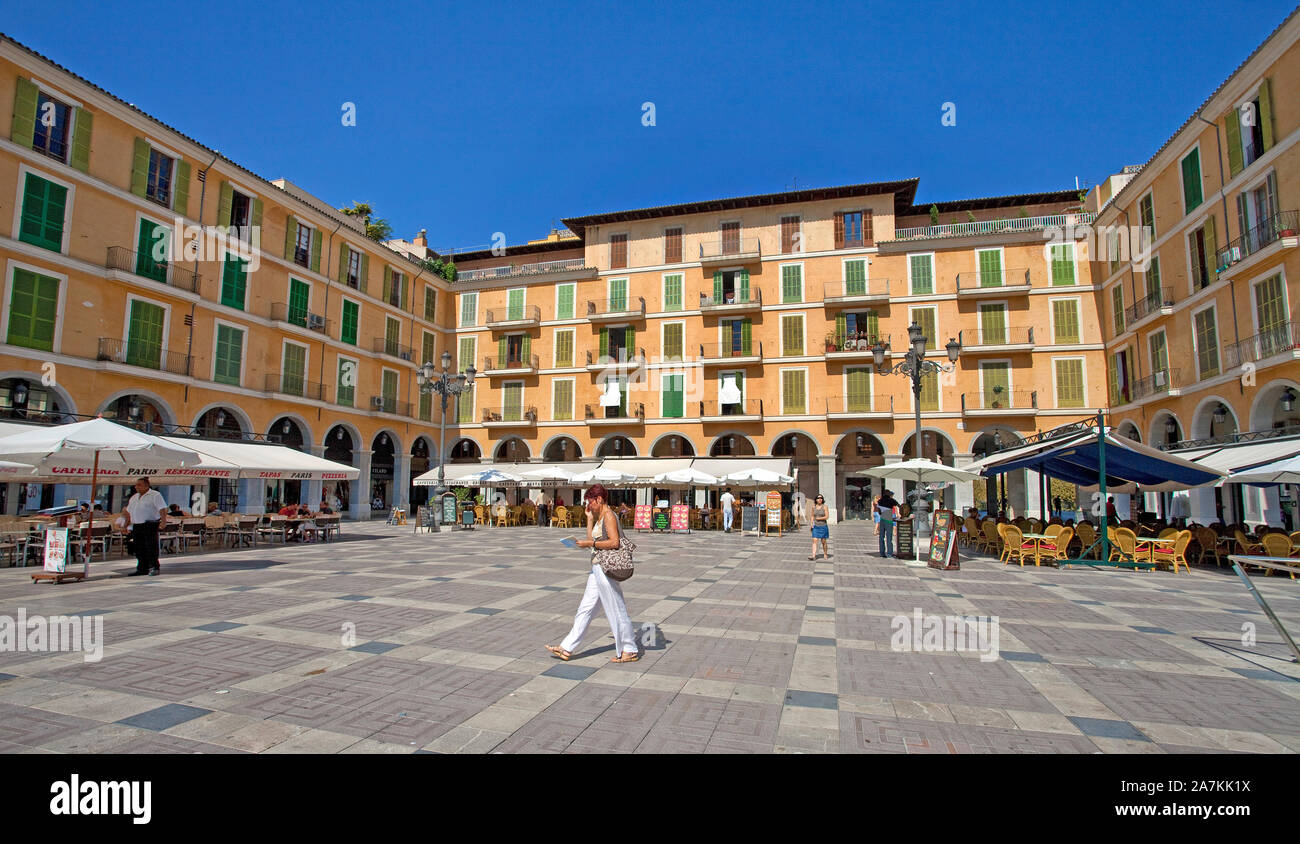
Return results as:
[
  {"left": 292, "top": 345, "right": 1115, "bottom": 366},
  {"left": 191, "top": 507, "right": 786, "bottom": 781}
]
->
[{"left": 981, "top": 429, "right": 1224, "bottom": 489}]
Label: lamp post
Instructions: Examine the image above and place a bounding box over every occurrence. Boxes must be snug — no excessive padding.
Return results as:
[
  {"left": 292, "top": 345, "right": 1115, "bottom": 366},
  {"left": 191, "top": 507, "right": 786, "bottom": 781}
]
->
[
  {"left": 992, "top": 430, "right": 1007, "bottom": 517},
  {"left": 415, "top": 351, "right": 477, "bottom": 519},
  {"left": 873, "top": 322, "right": 961, "bottom": 538}
]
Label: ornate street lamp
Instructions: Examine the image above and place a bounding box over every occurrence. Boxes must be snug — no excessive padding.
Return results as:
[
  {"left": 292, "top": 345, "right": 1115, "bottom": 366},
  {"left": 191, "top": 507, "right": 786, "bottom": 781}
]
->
[
  {"left": 415, "top": 350, "right": 477, "bottom": 516},
  {"left": 1282, "top": 388, "right": 1296, "bottom": 414},
  {"left": 874, "top": 322, "right": 961, "bottom": 537}
]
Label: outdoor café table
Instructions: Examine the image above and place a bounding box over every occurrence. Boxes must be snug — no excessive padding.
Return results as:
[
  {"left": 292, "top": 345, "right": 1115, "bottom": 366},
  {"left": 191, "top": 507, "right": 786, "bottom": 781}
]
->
[
  {"left": 1020, "top": 533, "right": 1056, "bottom": 566},
  {"left": 1133, "top": 536, "right": 1176, "bottom": 566}
]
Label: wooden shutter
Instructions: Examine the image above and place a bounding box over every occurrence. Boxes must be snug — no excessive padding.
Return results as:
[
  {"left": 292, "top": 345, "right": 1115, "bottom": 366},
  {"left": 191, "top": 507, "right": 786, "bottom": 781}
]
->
[
  {"left": 7, "top": 269, "right": 58, "bottom": 351},
  {"left": 741, "top": 319, "right": 752, "bottom": 355},
  {"left": 221, "top": 258, "right": 247, "bottom": 310},
  {"left": 310, "top": 228, "right": 322, "bottom": 273},
  {"left": 497, "top": 337, "right": 507, "bottom": 366},
  {"left": 1225, "top": 107, "right": 1244, "bottom": 177},
  {"left": 846, "top": 368, "right": 871, "bottom": 412},
  {"left": 284, "top": 216, "right": 297, "bottom": 260},
  {"left": 979, "top": 304, "right": 1006, "bottom": 344},
  {"left": 835, "top": 313, "right": 847, "bottom": 344},
  {"left": 782, "top": 370, "right": 806, "bottom": 414},
  {"left": 555, "top": 329, "right": 573, "bottom": 367},
  {"left": 1204, "top": 216, "right": 1217, "bottom": 282},
  {"left": 599, "top": 327, "right": 608, "bottom": 359},
  {"left": 721, "top": 321, "right": 732, "bottom": 355},
  {"left": 382, "top": 266, "right": 392, "bottom": 303},
  {"left": 218, "top": 182, "right": 233, "bottom": 227},
  {"left": 20, "top": 173, "right": 66, "bottom": 252},
  {"left": 130, "top": 138, "right": 150, "bottom": 197},
  {"left": 11, "top": 77, "right": 38, "bottom": 148},
  {"left": 558, "top": 284, "right": 574, "bottom": 319},
  {"left": 979, "top": 250, "right": 1002, "bottom": 287},
  {"left": 1259, "top": 78, "right": 1275, "bottom": 152},
  {"left": 172, "top": 160, "right": 190, "bottom": 216},
  {"left": 1182, "top": 150, "right": 1202, "bottom": 212},
  {"left": 522, "top": 334, "right": 531, "bottom": 363},
  {"left": 70, "top": 107, "right": 92, "bottom": 171},
  {"left": 866, "top": 310, "right": 880, "bottom": 342},
  {"left": 282, "top": 343, "right": 306, "bottom": 394},
  {"left": 739, "top": 269, "right": 750, "bottom": 302},
  {"left": 834, "top": 213, "right": 845, "bottom": 249},
  {"left": 664, "top": 227, "right": 682, "bottom": 263},
  {"left": 663, "top": 374, "right": 683, "bottom": 417},
  {"left": 135, "top": 219, "right": 167, "bottom": 281},
  {"left": 713, "top": 271, "right": 723, "bottom": 303},
  {"left": 1055, "top": 359, "right": 1083, "bottom": 407},
  {"left": 981, "top": 362, "right": 1010, "bottom": 407},
  {"left": 782, "top": 314, "right": 803, "bottom": 355},
  {"left": 126, "top": 301, "right": 164, "bottom": 369},
  {"left": 337, "top": 358, "right": 355, "bottom": 407},
  {"left": 359, "top": 253, "right": 369, "bottom": 294},
  {"left": 554, "top": 380, "right": 573, "bottom": 421},
  {"left": 338, "top": 243, "right": 349, "bottom": 283},
  {"left": 508, "top": 288, "right": 524, "bottom": 320},
  {"left": 1052, "top": 300, "right": 1079, "bottom": 343},
  {"left": 863, "top": 210, "right": 873, "bottom": 245},
  {"left": 916, "top": 308, "right": 937, "bottom": 351},
  {"left": 214, "top": 325, "right": 242, "bottom": 385},
  {"left": 458, "top": 336, "right": 475, "bottom": 370},
  {"left": 610, "top": 234, "right": 627, "bottom": 269},
  {"left": 341, "top": 300, "right": 358, "bottom": 345}
]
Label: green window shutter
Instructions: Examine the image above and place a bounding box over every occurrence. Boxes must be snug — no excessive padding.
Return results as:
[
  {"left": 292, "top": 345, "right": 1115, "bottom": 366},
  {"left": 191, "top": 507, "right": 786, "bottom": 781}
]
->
[
  {"left": 172, "top": 160, "right": 190, "bottom": 216},
  {"left": 1112, "top": 286, "right": 1125, "bottom": 334},
  {"left": 664, "top": 323, "right": 683, "bottom": 360},
  {"left": 1182, "top": 149, "right": 1203, "bottom": 213},
  {"left": 609, "top": 278, "right": 627, "bottom": 311},
  {"left": 382, "top": 370, "right": 398, "bottom": 403},
  {"left": 626, "top": 325, "right": 635, "bottom": 356},
  {"left": 309, "top": 228, "right": 322, "bottom": 273},
  {"left": 288, "top": 279, "right": 310, "bottom": 326},
  {"left": 713, "top": 271, "right": 723, "bottom": 302},
  {"left": 220, "top": 257, "right": 247, "bottom": 310},
  {"left": 130, "top": 138, "right": 150, "bottom": 197},
  {"left": 910, "top": 255, "right": 932, "bottom": 294},
  {"left": 503, "top": 383, "right": 523, "bottom": 420},
  {"left": 1050, "top": 244, "right": 1075, "bottom": 285},
  {"left": 250, "top": 197, "right": 263, "bottom": 230},
  {"left": 126, "top": 300, "right": 164, "bottom": 369},
  {"left": 385, "top": 317, "right": 400, "bottom": 356},
  {"left": 1256, "top": 274, "right": 1286, "bottom": 334},
  {"left": 341, "top": 300, "right": 359, "bottom": 345},
  {"left": 664, "top": 275, "right": 682, "bottom": 310},
  {"left": 458, "top": 337, "right": 475, "bottom": 370},
  {"left": 1055, "top": 359, "right": 1084, "bottom": 407},
  {"left": 7, "top": 269, "right": 58, "bottom": 352},
  {"left": 866, "top": 310, "right": 880, "bottom": 341},
  {"left": 721, "top": 321, "right": 732, "bottom": 354},
  {"left": 781, "top": 265, "right": 802, "bottom": 303},
  {"left": 337, "top": 359, "right": 355, "bottom": 407},
  {"left": 1259, "top": 78, "right": 1275, "bottom": 152},
  {"left": 554, "top": 380, "right": 573, "bottom": 421},
  {"left": 136, "top": 219, "right": 168, "bottom": 282},
  {"left": 282, "top": 343, "right": 306, "bottom": 395},
  {"left": 835, "top": 313, "right": 847, "bottom": 344},
  {"left": 460, "top": 293, "right": 477, "bottom": 327},
  {"left": 382, "top": 266, "right": 392, "bottom": 303},
  {"left": 497, "top": 337, "right": 507, "bottom": 366},
  {"left": 508, "top": 288, "right": 524, "bottom": 320},
  {"left": 741, "top": 319, "right": 752, "bottom": 355},
  {"left": 845, "top": 259, "right": 866, "bottom": 294},
  {"left": 782, "top": 370, "right": 806, "bottom": 414},
  {"left": 734, "top": 371, "right": 744, "bottom": 397},
  {"left": 1150, "top": 333, "right": 1168, "bottom": 375},
  {"left": 1052, "top": 300, "right": 1079, "bottom": 343},
  {"left": 1147, "top": 257, "right": 1162, "bottom": 299},
  {"left": 739, "top": 269, "right": 750, "bottom": 302},
  {"left": 557, "top": 284, "right": 574, "bottom": 319},
  {"left": 214, "top": 325, "right": 243, "bottom": 386},
  {"left": 522, "top": 334, "right": 531, "bottom": 362},
  {"left": 419, "top": 391, "right": 432, "bottom": 421},
  {"left": 217, "top": 180, "right": 232, "bottom": 227},
  {"left": 425, "top": 286, "right": 437, "bottom": 321},
  {"left": 284, "top": 216, "right": 297, "bottom": 260},
  {"left": 916, "top": 308, "right": 937, "bottom": 351},
  {"left": 359, "top": 253, "right": 369, "bottom": 294},
  {"left": 1225, "top": 107, "right": 1244, "bottom": 177},
  {"left": 69, "top": 107, "right": 93, "bottom": 172},
  {"left": 782, "top": 315, "right": 804, "bottom": 355},
  {"left": 599, "top": 327, "right": 609, "bottom": 359},
  {"left": 919, "top": 371, "right": 939, "bottom": 411},
  {"left": 10, "top": 77, "right": 38, "bottom": 148},
  {"left": 978, "top": 250, "right": 1002, "bottom": 287},
  {"left": 19, "top": 173, "right": 67, "bottom": 252},
  {"left": 846, "top": 368, "right": 871, "bottom": 412},
  {"left": 422, "top": 331, "right": 437, "bottom": 364},
  {"left": 982, "top": 362, "right": 1010, "bottom": 407},
  {"left": 979, "top": 304, "right": 1006, "bottom": 344},
  {"left": 555, "top": 330, "right": 573, "bottom": 367},
  {"left": 458, "top": 384, "right": 474, "bottom": 424},
  {"left": 1195, "top": 310, "right": 1220, "bottom": 377},
  {"left": 338, "top": 243, "right": 349, "bottom": 284},
  {"left": 663, "top": 374, "right": 683, "bottom": 417},
  {"left": 1204, "top": 215, "right": 1217, "bottom": 282}
]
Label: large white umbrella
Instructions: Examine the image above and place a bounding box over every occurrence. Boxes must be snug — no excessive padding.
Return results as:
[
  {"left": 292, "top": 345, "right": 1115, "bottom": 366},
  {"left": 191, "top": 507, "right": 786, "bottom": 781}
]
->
[
  {"left": 0, "top": 459, "right": 36, "bottom": 476},
  {"left": 419, "top": 467, "right": 524, "bottom": 486},
  {"left": 721, "top": 467, "right": 794, "bottom": 485},
  {"left": 568, "top": 466, "right": 637, "bottom": 485},
  {"left": 652, "top": 467, "right": 722, "bottom": 486},
  {"left": 520, "top": 466, "right": 577, "bottom": 483},
  {"left": 1224, "top": 453, "right": 1300, "bottom": 485},
  {"left": 856, "top": 459, "right": 982, "bottom": 564}
]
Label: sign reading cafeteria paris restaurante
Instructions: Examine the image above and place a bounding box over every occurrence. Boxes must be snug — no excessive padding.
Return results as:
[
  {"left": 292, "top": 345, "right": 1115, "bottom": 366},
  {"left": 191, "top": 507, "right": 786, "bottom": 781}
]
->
[{"left": 50, "top": 466, "right": 237, "bottom": 478}]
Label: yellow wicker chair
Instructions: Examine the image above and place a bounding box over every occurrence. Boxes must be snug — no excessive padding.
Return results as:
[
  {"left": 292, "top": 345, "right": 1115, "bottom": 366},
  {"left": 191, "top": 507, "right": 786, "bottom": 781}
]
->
[
  {"left": 1153, "top": 530, "right": 1193, "bottom": 574},
  {"left": 1259, "top": 533, "right": 1297, "bottom": 579}
]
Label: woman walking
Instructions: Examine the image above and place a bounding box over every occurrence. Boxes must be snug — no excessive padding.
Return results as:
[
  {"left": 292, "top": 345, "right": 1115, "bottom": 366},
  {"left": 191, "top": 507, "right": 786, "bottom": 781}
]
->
[
  {"left": 546, "top": 484, "right": 640, "bottom": 663},
  {"left": 808, "top": 493, "right": 831, "bottom": 560}
]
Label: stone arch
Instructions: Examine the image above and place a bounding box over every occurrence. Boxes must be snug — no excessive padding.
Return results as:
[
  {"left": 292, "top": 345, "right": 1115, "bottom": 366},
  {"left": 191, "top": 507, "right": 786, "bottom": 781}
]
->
[
  {"left": 96, "top": 387, "right": 173, "bottom": 427},
  {"left": 650, "top": 432, "right": 696, "bottom": 457},
  {"left": 1190, "top": 395, "right": 1240, "bottom": 442}
]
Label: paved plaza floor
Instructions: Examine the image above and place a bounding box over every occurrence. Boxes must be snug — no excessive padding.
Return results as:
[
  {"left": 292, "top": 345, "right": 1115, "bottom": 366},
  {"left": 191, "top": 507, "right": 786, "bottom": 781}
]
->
[{"left": 0, "top": 521, "right": 1297, "bottom": 754}]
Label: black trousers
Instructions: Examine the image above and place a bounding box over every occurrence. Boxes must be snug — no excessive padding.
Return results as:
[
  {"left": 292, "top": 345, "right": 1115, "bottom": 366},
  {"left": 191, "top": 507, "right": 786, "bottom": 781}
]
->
[{"left": 132, "top": 521, "right": 160, "bottom": 574}]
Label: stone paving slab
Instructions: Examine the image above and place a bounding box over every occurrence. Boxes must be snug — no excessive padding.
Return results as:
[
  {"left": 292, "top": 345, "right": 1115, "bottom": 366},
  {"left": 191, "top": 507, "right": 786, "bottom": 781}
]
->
[{"left": 0, "top": 521, "right": 1296, "bottom": 754}]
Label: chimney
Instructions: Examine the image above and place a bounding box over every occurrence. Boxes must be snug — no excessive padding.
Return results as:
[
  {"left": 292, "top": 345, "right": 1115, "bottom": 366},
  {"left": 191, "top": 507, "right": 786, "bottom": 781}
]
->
[{"left": 413, "top": 229, "right": 427, "bottom": 248}]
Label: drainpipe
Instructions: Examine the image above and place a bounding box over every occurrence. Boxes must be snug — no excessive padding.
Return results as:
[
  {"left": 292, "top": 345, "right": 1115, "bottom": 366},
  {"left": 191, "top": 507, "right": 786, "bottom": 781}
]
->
[
  {"left": 1195, "top": 112, "right": 1242, "bottom": 394},
  {"left": 183, "top": 151, "right": 219, "bottom": 407}
]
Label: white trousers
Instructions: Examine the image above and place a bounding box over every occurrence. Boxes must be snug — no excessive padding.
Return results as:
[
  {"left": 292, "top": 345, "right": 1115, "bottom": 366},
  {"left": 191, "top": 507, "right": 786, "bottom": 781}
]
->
[
  {"left": 560, "top": 564, "right": 637, "bottom": 656},
  {"left": 723, "top": 507, "right": 734, "bottom": 530}
]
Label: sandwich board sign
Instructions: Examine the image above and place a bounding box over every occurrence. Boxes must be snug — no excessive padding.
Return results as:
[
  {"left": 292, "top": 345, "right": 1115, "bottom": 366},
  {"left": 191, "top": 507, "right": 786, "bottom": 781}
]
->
[{"left": 765, "top": 491, "right": 782, "bottom": 536}]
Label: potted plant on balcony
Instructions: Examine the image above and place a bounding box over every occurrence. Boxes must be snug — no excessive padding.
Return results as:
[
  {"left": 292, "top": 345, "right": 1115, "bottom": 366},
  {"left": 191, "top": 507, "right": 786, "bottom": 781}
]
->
[
  {"left": 825, "top": 333, "right": 840, "bottom": 354},
  {"left": 989, "top": 384, "right": 1004, "bottom": 409}
]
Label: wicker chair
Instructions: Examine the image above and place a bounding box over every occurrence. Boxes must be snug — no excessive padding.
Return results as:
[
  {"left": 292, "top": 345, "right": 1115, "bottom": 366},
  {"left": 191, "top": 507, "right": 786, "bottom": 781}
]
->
[
  {"left": 1112, "top": 528, "right": 1139, "bottom": 567},
  {"left": 1258, "top": 533, "right": 1297, "bottom": 579},
  {"left": 1003, "top": 524, "right": 1035, "bottom": 566},
  {"left": 1046, "top": 527, "right": 1075, "bottom": 564},
  {"left": 980, "top": 521, "right": 1001, "bottom": 556},
  {"left": 1152, "top": 529, "right": 1193, "bottom": 574},
  {"left": 1158, "top": 527, "right": 1179, "bottom": 539},
  {"left": 1044, "top": 524, "right": 1063, "bottom": 538},
  {"left": 1195, "top": 527, "right": 1224, "bottom": 567},
  {"left": 1075, "top": 522, "right": 1097, "bottom": 555},
  {"left": 473, "top": 504, "right": 488, "bottom": 526}
]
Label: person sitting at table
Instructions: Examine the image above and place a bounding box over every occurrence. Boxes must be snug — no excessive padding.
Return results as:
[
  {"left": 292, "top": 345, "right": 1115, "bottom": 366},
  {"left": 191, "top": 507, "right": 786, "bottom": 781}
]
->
[
  {"left": 205, "top": 501, "right": 224, "bottom": 517},
  {"left": 167, "top": 503, "right": 185, "bottom": 518},
  {"left": 278, "top": 502, "right": 300, "bottom": 517}
]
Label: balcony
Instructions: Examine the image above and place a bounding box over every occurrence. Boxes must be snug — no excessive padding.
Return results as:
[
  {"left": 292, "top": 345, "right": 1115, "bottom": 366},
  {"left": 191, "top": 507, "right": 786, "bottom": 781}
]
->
[
  {"left": 370, "top": 396, "right": 411, "bottom": 416},
  {"left": 960, "top": 390, "right": 1037, "bottom": 415},
  {"left": 826, "top": 395, "right": 893, "bottom": 420},
  {"left": 1223, "top": 322, "right": 1300, "bottom": 370},
  {"left": 1123, "top": 287, "right": 1175, "bottom": 330},
  {"left": 823, "top": 278, "right": 890, "bottom": 307},
  {"left": 96, "top": 338, "right": 192, "bottom": 377},
  {"left": 698, "top": 237, "right": 761, "bottom": 265},
  {"left": 457, "top": 258, "right": 596, "bottom": 283},
  {"left": 958, "top": 327, "right": 1035, "bottom": 352},
  {"left": 105, "top": 246, "right": 200, "bottom": 294},
  {"left": 587, "top": 296, "right": 646, "bottom": 322},
  {"left": 824, "top": 332, "right": 889, "bottom": 359},
  {"left": 697, "top": 399, "right": 762, "bottom": 422},
  {"left": 482, "top": 354, "right": 540, "bottom": 376},
  {"left": 265, "top": 373, "right": 328, "bottom": 402},
  {"left": 891, "top": 212, "right": 1095, "bottom": 242},
  {"left": 1119, "top": 368, "right": 1184, "bottom": 405},
  {"left": 586, "top": 348, "right": 645, "bottom": 371},
  {"left": 485, "top": 304, "right": 541, "bottom": 329},
  {"left": 372, "top": 337, "right": 416, "bottom": 362},
  {"left": 270, "top": 303, "right": 332, "bottom": 334},
  {"left": 955, "top": 268, "right": 1032, "bottom": 296},
  {"left": 698, "top": 342, "right": 763, "bottom": 365},
  {"left": 584, "top": 403, "right": 645, "bottom": 425},
  {"left": 699, "top": 288, "right": 762, "bottom": 313},
  {"left": 1215, "top": 210, "right": 1299, "bottom": 275},
  {"left": 482, "top": 406, "right": 538, "bottom": 427}
]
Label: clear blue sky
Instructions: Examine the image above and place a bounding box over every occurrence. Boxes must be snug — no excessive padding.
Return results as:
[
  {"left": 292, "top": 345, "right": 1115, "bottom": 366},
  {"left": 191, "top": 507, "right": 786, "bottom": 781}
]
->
[{"left": 6, "top": 0, "right": 1296, "bottom": 253}]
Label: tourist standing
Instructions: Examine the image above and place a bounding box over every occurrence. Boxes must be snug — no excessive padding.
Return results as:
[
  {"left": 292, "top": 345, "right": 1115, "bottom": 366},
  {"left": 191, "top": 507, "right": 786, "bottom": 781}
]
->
[
  {"left": 546, "top": 484, "right": 639, "bottom": 663},
  {"left": 720, "top": 487, "right": 736, "bottom": 532},
  {"left": 123, "top": 478, "right": 167, "bottom": 577},
  {"left": 808, "top": 494, "right": 831, "bottom": 560},
  {"left": 876, "top": 488, "right": 900, "bottom": 558}
]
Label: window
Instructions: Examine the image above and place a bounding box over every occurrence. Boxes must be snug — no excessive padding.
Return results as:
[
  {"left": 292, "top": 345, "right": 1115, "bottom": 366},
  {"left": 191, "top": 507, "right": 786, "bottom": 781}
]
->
[
  {"left": 553, "top": 379, "right": 573, "bottom": 421},
  {"left": 498, "top": 333, "right": 527, "bottom": 366},
  {"left": 458, "top": 336, "right": 476, "bottom": 371},
  {"left": 346, "top": 249, "right": 361, "bottom": 289},
  {"left": 912, "top": 306, "right": 937, "bottom": 351},
  {"left": 419, "top": 389, "right": 432, "bottom": 422},
  {"left": 1049, "top": 243, "right": 1075, "bottom": 285},
  {"left": 720, "top": 318, "right": 751, "bottom": 355},
  {"left": 1149, "top": 331, "right": 1168, "bottom": 379},
  {"left": 229, "top": 189, "right": 251, "bottom": 234},
  {"left": 1254, "top": 272, "right": 1288, "bottom": 355},
  {"left": 556, "top": 283, "right": 575, "bottom": 320},
  {"left": 846, "top": 367, "right": 871, "bottom": 413},
  {"left": 835, "top": 311, "right": 880, "bottom": 346},
  {"left": 608, "top": 278, "right": 628, "bottom": 311},
  {"left": 1193, "top": 307, "right": 1220, "bottom": 378},
  {"left": 32, "top": 93, "right": 71, "bottom": 163},
  {"left": 460, "top": 292, "right": 478, "bottom": 327},
  {"left": 610, "top": 233, "right": 628, "bottom": 269},
  {"left": 337, "top": 358, "right": 356, "bottom": 407},
  {"left": 663, "top": 274, "right": 683, "bottom": 311},
  {"left": 135, "top": 218, "right": 169, "bottom": 282},
  {"left": 382, "top": 370, "right": 398, "bottom": 408},
  {"left": 918, "top": 371, "right": 938, "bottom": 411},
  {"left": 387, "top": 269, "right": 406, "bottom": 309},
  {"left": 977, "top": 248, "right": 1003, "bottom": 287},
  {"left": 294, "top": 223, "right": 313, "bottom": 269},
  {"left": 553, "top": 329, "right": 574, "bottom": 368},
  {"left": 507, "top": 288, "right": 524, "bottom": 321},
  {"left": 1052, "top": 299, "right": 1080, "bottom": 344},
  {"left": 1237, "top": 172, "right": 1280, "bottom": 253},
  {"left": 661, "top": 374, "right": 684, "bottom": 418},
  {"left": 599, "top": 326, "right": 633, "bottom": 361},
  {"left": 126, "top": 300, "right": 164, "bottom": 369},
  {"left": 720, "top": 371, "right": 744, "bottom": 414},
  {"left": 502, "top": 382, "right": 523, "bottom": 421},
  {"left": 662, "top": 322, "right": 684, "bottom": 361},
  {"left": 781, "top": 369, "right": 806, "bottom": 414},
  {"left": 1139, "top": 192, "right": 1155, "bottom": 240},
  {"left": 341, "top": 300, "right": 359, "bottom": 345},
  {"left": 981, "top": 362, "right": 1010, "bottom": 408},
  {"left": 1228, "top": 81, "right": 1273, "bottom": 175},
  {"left": 19, "top": 173, "right": 67, "bottom": 252},
  {"left": 1054, "top": 359, "right": 1085, "bottom": 408},
  {"left": 1111, "top": 285, "right": 1125, "bottom": 335},
  {"left": 1146, "top": 256, "right": 1162, "bottom": 301},
  {"left": 384, "top": 317, "right": 401, "bottom": 358},
  {"left": 781, "top": 264, "right": 803, "bottom": 303},
  {"left": 222, "top": 184, "right": 257, "bottom": 242},
  {"left": 424, "top": 286, "right": 437, "bottom": 321},
  {"left": 457, "top": 383, "right": 475, "bottom": 424},
  {"left": 978, "top": 303, "right": 1007, "bottom": 345},
  {"left": 664, "top": 227, "right": 682, "bottom": 264},
  {"left": 781, "top": 313, "right": 804, "bottom": 356},
  {"left": 1181, "top": 147, "right": 1203, "bottom": 214},
  {"left": 711, "top": 269, "right": 749, "bottom": 304},
  {"left": 781, "top": 215, "right": 801, "bottom": 253},
  {"left": 909, "top": 254, "right": 933, "bottom": 295},
  {"left": 146, "top": 148, "right": 173, "bottom": 207},
  {"left": 220, "top": 256, "right": 247, "bottom": 310},
  {"left": 1188, "top": 219, "right": 1216, "bottom": 290},
  {"left": 844, "top": 259, "right": 867, "bottom": 294},
  {"left": 213, "top": 324, "right": 243, "bottom": 386},
  {"left": 421, "top": 331, "right": 437, "bottom": 369},
  {"left": 836, "top": 210, "right": 870, "bottom": 248},
  {"left": 721, "top": 222, "right": 740, "bottom": 254},
  {"left": 281, "top": 342, "right": 307, "bottom": 396}
]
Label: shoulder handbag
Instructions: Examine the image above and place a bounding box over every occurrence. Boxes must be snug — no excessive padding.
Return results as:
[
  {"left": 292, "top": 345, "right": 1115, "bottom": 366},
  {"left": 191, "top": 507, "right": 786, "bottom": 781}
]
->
[{"left": 592, "top": 516, "right": 636, "bottom": 581}]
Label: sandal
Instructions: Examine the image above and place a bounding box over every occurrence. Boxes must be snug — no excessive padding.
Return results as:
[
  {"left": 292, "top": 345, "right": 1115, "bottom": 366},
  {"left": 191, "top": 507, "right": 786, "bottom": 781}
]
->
[
  {"left": 545, "top": 645, "right": 572, "bottom": 661},
  {"left": 610, "top": 652, "right": 640, "bottom": 663}
]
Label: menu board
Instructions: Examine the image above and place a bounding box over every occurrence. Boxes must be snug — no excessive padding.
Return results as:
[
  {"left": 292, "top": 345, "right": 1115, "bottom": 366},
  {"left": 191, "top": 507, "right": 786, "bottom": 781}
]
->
[
  {"left": 765, "top": 491, "right": 782, "bottom": 535},
  {"left": 896, "top": 519, "right": 914, "bottom": 559},
  {"left": 44, "top": 528, "right": 69, "bottom": 573},
  {"left": 441, "top": 494, "right": 457, "bottom": 527},
  {"left": 634, "top": 504, "right": 652, "bottom": 531},
  {"left": 928, "top": 509, "right": 960, "bottom": 570},
  {"left": 669, "top": 504, "right": 689, "bottom": 532},
  {"left": 741, "top": 506, "right": 761, "bottom": 532},
  {"left": 652, "top": 510, "right": 670, "bottom": 531}
]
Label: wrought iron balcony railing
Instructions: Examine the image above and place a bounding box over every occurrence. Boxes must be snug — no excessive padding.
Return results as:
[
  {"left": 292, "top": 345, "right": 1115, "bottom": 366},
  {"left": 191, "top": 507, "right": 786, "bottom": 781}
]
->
[
  {"left": 106, "top": 246, "right": 200, "bottom": 293},
  {"left": 370, "top": 396, "right": 411, "bottom": 416},
  {"left": 270, "top": 302, "right": 332, "bottom": 333},
  {"left": 588, "top": 296, "right": 646, "bottom": 318},
  {"left": 699, "top": 288, "right": 762, "bottom": 309},
  {"left": 372, "top": 338, "right": 416, "bottom": 361},
  {"left": 458, "top": 258, "right": 592, "bottom": 282},
  {"left": 483, "top": 354, "right": 540, "bottom": 372},
  {"left": 485, "top": 304, "right": 541, "bottom": 325},
  {"left": 1124, "top": 287, "right": 1174, "bottom": 326},
  {"left": 699, "top": 342, "right": 761, "bottom": 360},
  {"left": 1223, "top": 322, "right": 1300, "bottom": 369},
  {"left": 960, "top": 389, "right": 1037, "bottom": 412},
  {"left": 96, "top": 337, "right": 191, "bottom": 376},
  {"left": 699, "top": 399, "right": 763, "bottom": 418},
  {"left": 892, "top": 212, "right": 1095, "bottom": 241},
  {"left": 959, "top": 326, "right": 1034, "bottom": 347},
  {"left": 584, "top": 403, "right": 645, "bottom": 421},
  {"left": 482, "top": 406, "right": 538, "bottom": 423},
  {"left": 265, "top": 373, "right": 327, "bottom": 401},
  {"left": 1215, "top": 210, "right": 1299, "bottom": 272}
]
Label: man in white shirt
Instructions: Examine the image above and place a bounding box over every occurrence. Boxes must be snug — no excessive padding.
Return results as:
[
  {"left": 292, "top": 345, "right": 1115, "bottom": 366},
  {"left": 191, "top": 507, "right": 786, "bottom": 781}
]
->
[
  {"left": 123, "top": 478, "right": 168, "bottom": 576},
  {"left": 720, "top": 487, "right": 736, "bottom": 533}
]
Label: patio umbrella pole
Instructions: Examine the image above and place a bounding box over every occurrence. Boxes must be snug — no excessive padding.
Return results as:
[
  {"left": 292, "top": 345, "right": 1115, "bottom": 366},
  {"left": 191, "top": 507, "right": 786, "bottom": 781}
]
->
[
  {"left": 83, "top": 449, "right": 99, "bottom": 579},
  {"left": 1098, "top": 410, "right": 1109, "bottom": 567}
]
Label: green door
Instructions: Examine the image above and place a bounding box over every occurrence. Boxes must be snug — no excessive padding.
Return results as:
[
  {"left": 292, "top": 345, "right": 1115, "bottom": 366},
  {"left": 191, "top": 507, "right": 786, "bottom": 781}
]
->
[
  {"left": 288, "top": 279, "right": 310, "bottom": 327},
  {"left": 341, "top": 300, "right": 359, "bottom": 345},
  {"left": 982, "top": 362, "right": 1010, "bottom": 408},
  {"left": 7, "top": 269, "right": 58, "bottom": 352},
  {"left": 382, "top": 369, "right": 398, "bottom": 412},
  {"left": 19, "top": 174, "right": 66, "bottom": 252},
  {"left": 507, "top": 288, "right": 524, "bottom": 321},
  {"left": 979, "top": 304, "right": 1007, "bottom": 345},
  {"left": 503, "top": 383, "right": 523, "bottom": 421},
  {"left": 126, "top": 300, "right": 164, "bottom": 369},
  {"left": 663, "top": 374, "right": 683, "bottom": 418},
  {"left": 136, "top": 219, "right": 168, "bottom": 282},
  {"left": 282, "top": 343, "right": 306, "bottom": 396},
  {"left": 978, "top": 250, "right": 1002, "bottom": 287},
  {"left": 845, "top": 259, "right": 866, "bottom": 295},
  {"left": 609, "top": 279, "right": 627, "bottom": 311},
  {"left": 214, "top": 325, "right": 243, "bottom": 386},
  {"left": 221, "top": 257, "right": 247, "bottom": 310}
]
